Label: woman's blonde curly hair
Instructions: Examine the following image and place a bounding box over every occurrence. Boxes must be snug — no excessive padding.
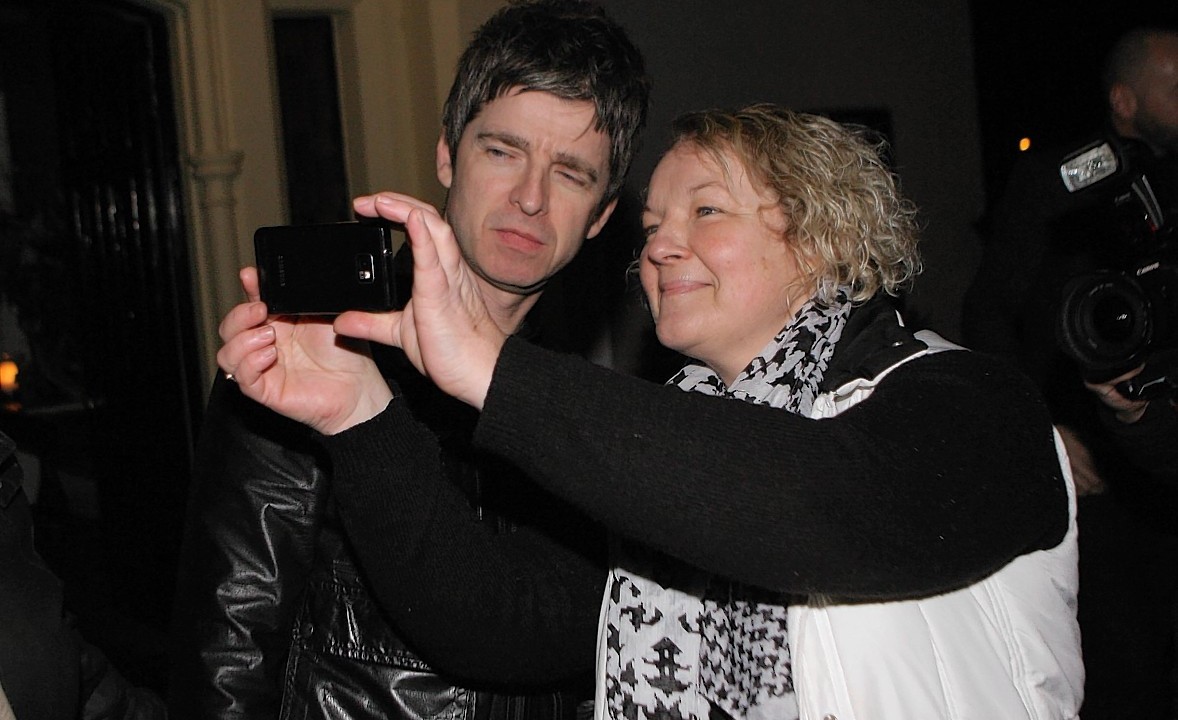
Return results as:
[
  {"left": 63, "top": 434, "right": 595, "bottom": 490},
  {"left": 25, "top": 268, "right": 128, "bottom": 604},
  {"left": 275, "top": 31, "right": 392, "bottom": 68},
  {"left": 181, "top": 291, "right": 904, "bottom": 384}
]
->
[{"left": 667, "top": 103, "right": 922, "bottom": 304}]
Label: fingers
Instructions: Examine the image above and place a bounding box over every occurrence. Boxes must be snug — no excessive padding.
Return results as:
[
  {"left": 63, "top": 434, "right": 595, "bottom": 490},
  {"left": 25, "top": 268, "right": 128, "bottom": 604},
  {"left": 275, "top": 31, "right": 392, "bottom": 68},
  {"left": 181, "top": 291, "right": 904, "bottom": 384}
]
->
[
  {"left": 353, "top": 192, "right": 441, "bottom": 224},
  {"left": 352, "top": 192, "right": 461, "bottom": 279},
  {"left": 1083, "top": 367, "right": 1142, "bottom": 392},
  {"left": 218, "top": 300, "right": 269, "bottom": 343},
  {"left": 239, "top": 266, "right": 261, "bottom": 303},
  {"left": 404, "top": 206, "right": 443, "bottom": 275},
  {"left": 216, "top": 323, "right": 277, "bottom": 387},
  {"left": 405, "top": 204, "right": 464, "bottom": 274},
  {"left": 217, "top": 270, "right": 274, "bottom": 385},
  {"left": 1083, "top": 374, "right": 1148, "bottom": 414},
  {"left": 402, "top": 204, "right": 474, "bottom": 302}
]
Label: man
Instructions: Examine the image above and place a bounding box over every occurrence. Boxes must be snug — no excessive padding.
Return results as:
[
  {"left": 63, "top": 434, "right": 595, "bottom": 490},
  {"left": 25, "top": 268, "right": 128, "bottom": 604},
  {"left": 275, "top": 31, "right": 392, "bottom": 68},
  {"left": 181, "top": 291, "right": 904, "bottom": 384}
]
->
[
  {"left": 165, "top": 2, "right": 650, "bottom": 717},
  {"left": 963, "top": 25, "right": 1178, "bottom": 719}
]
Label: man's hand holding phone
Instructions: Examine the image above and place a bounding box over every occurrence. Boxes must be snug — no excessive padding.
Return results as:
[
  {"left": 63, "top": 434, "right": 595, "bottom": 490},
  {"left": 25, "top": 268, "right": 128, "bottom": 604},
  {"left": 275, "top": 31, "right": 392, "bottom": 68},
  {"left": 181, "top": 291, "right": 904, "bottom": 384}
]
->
[
  {"left": 216, "top": 266, "right": 394, "bottom": 436},
  {"left": 218, "top": 190, "right": 505, "bottom": 436}
]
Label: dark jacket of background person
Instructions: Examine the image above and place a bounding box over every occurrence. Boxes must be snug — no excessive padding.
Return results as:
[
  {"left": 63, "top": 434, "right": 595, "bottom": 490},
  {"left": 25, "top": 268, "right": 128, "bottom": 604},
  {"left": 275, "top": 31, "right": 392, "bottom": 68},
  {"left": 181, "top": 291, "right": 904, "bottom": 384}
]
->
[
  {"left": 166, "top": 249, "right": 607, "bottom": 720},
  {"left": 1098, "top": 397, "right": 1178, "bottom": 477},
  {"left": 0, "top": 432, "right": 166, "bottom": 720}
]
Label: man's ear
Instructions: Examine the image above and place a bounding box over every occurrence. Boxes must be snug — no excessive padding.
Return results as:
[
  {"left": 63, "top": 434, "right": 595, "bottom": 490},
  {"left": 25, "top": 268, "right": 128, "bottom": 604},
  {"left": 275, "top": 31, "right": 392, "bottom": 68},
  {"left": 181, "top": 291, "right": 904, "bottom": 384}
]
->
[
  {"left": 586, "top": 197, "right": 619, "bottom": 240},
  {"left": 1108, "top": 83, "right": 1138, "bottom": 126},
  {"left": 436, "top": 133, "right": 454, "bottom": 189}
]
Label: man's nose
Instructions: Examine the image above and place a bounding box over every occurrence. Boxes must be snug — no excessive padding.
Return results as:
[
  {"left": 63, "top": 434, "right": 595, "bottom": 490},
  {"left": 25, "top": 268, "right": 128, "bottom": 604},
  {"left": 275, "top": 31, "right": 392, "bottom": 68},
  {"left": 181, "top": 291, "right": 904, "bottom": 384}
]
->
[{"left": 511, "top": 164, "right": 549, "bottom": 216}]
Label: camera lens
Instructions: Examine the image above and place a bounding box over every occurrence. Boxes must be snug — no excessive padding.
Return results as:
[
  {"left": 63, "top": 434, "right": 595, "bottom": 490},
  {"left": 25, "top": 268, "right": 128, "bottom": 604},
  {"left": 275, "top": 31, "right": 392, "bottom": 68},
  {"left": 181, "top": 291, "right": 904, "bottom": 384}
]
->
[
  {"left": 1088, "top": 291, "right": 1138, "bottom": 345},
  {"left": 1057, "top": 272, "right": 1152, "bottom": 375}
]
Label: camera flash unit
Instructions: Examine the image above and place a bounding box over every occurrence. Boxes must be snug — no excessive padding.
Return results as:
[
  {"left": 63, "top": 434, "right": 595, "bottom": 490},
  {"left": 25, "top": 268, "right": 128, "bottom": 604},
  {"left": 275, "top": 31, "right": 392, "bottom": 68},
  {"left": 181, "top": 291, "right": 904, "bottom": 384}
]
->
[{"left": 1060, "top": 141, "right": 1119, "bottom": 193}]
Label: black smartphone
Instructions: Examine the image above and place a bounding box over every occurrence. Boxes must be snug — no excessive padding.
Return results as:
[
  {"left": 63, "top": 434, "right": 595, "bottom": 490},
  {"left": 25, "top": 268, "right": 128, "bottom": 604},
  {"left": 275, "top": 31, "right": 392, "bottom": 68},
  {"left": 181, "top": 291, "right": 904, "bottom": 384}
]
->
[{"left": 253, "top": 220, "right": 404, "bottom": 315}]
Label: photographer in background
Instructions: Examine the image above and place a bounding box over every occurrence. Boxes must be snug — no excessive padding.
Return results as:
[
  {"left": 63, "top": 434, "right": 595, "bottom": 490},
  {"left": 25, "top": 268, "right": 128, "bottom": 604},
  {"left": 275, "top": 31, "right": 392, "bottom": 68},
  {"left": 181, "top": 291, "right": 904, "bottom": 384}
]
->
[
  {"left": 963, "top": 25, "right": 1178, "bottom": 719},
  {"left": 165, "top": 2, "right": 649, "bottom": 719}
]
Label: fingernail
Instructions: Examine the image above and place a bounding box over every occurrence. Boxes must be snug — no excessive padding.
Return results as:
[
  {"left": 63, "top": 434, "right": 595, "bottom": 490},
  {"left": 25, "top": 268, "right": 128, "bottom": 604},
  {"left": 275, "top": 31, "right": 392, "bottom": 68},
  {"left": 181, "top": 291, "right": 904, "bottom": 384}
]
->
[
  {"left": 377, "top": 194, "right": 395, "bottom": 204},
  {"left": 248, "top": 325, "right": 275, "bottom": 347}
]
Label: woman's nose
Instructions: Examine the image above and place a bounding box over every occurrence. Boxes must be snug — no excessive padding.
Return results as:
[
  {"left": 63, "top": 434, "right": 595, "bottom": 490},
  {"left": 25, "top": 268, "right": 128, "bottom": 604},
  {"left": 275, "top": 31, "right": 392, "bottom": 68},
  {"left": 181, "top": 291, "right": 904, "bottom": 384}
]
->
[{"left": 644, "top": 222, "right": 688, "bottom": 264}]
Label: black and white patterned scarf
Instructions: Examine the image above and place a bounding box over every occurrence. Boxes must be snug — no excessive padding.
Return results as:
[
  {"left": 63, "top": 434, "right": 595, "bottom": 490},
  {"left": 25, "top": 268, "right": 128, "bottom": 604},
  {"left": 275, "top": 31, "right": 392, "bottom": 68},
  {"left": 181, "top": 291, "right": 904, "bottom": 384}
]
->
[{"left": 603, "top": 290, "right": 852, "bottom": 720}]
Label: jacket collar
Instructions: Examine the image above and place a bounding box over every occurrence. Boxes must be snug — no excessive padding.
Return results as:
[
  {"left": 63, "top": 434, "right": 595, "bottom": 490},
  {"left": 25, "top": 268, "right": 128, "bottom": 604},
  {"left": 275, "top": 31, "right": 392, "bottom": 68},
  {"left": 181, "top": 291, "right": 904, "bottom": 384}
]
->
[{"left": 820, "top": 295, "right": 928, "bottom": 392}]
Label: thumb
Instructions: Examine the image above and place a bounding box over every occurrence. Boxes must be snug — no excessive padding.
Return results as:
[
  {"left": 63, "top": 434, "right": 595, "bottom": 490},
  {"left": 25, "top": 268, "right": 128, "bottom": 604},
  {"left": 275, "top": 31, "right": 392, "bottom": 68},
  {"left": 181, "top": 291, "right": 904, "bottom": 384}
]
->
[{"left": 335, "top": 310, "right": 404, "bottom": 347}]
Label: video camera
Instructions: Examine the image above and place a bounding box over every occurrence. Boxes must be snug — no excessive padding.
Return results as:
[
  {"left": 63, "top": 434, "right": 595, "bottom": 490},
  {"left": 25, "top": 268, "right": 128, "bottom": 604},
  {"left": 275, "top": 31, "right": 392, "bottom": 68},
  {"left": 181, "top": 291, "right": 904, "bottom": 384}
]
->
[{"left": 1055, "top": 136, "right": 1178, "bottom": 400}]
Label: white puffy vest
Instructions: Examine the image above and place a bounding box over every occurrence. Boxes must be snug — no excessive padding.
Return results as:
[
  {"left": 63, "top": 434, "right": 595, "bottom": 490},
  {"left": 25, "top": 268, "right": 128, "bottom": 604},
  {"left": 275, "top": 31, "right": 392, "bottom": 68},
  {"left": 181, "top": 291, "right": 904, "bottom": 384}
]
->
[
  {"left": 788, "top": 330, "right": 1083, "bottom": 719},
  {"left": 593, "top": 329, "right": 1083, "bottom": 720}
]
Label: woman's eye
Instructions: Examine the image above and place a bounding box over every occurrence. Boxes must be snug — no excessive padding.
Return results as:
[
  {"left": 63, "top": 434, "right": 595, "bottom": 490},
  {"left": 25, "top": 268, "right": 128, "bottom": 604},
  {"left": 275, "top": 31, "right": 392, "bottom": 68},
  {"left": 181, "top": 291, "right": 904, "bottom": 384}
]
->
[
  {"left": 642, "top": 224, "right": 659, "bottom": 238},
  {"left": 696, "top": 206, "right": 719, "bottom": 217}
]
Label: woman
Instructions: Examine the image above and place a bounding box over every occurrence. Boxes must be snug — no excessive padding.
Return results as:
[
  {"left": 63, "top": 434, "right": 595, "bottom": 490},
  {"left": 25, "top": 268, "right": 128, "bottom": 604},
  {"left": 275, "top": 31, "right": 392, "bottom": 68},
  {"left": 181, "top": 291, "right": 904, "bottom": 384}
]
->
[{"left": 218, "top": 105, "right": 1083, "bottom": 718}]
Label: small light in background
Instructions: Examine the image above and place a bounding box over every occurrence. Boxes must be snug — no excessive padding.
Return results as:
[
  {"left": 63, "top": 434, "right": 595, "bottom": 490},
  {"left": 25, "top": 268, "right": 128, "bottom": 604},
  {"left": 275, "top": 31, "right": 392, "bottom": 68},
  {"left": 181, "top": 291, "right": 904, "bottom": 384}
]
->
[
  {"left": 0, "top": 356, "right": 17, "bottom": 394},
  {"left": 1019, "top": 137, "right": 1032, "bottom": 152}
]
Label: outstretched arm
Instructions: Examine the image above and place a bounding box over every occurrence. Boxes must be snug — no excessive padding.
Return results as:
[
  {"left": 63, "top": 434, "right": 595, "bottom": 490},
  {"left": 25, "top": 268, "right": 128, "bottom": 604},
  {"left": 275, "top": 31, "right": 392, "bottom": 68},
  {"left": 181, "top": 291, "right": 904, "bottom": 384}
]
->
[
  {"left": 324, "top": 398, "right": 606, "bottom": 686},
  {"left": 466, "top": 339, "right": 1071, "bottom": 600}
]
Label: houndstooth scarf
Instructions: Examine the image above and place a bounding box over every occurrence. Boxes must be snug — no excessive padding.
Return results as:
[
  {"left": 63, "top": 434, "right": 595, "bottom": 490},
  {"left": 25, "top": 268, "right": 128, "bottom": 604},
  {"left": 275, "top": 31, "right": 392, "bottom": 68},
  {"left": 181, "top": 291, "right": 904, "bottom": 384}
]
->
[{"left": 603, "top": 290, "right": 852, "bottom": 720}]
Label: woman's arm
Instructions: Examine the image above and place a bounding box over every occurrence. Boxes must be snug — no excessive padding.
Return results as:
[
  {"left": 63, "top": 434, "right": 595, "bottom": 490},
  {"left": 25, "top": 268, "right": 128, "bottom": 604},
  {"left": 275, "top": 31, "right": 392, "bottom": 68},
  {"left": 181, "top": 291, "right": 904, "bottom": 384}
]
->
[
  {"left": 324, "top": 394, "right": 605, "bottom": 686},
  {"left": 473, "top": 338, "right": 1069, "bottom": 600}
]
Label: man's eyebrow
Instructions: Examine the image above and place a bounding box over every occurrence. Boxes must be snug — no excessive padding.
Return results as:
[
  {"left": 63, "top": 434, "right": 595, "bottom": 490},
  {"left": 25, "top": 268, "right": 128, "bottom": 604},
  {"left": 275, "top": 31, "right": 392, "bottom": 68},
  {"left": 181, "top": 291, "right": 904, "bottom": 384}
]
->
[
  {"left": 552, "top": 151, "right": 601, "bottom": 185},
  {"left": 478, "top": 130, "right": 527, "bottom": 151},
  {"left": 477, "top": 131, "right": 601, "bottom": 186}
]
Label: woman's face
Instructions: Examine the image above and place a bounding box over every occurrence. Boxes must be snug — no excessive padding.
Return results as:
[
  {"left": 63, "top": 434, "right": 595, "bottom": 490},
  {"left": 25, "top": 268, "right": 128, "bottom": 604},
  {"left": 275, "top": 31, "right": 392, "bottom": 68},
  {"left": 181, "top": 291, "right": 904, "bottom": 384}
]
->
[{"left": 640, "top": 142, "right": 807, "bottom": 384}]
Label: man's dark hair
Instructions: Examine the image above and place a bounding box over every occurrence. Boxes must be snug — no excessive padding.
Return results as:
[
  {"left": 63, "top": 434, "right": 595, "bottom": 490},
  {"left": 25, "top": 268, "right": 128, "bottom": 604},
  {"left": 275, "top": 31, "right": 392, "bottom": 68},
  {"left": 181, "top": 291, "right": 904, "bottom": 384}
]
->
[
  {"left": 441, "top": 0, "right": 650, "bottom": 213},
  {"left": 1101, "top": 26, "right": 1176, "bottom": 96}
]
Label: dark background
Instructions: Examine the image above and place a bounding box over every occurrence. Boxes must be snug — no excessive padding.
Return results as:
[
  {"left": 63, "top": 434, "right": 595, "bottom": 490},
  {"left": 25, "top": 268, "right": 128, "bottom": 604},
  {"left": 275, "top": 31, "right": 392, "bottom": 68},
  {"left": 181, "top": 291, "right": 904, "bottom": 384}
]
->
[{"left": 971, "top": 0, "right": 1178, "bottom": 206}]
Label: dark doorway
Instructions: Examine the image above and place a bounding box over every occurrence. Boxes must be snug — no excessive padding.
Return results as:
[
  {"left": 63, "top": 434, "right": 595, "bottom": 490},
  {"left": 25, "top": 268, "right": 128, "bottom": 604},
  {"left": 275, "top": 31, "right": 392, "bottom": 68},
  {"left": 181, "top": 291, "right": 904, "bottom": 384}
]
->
[
  {"left": 273, "top": 15, "right": 352, "bottom": 224},
  {"left": 0, "top": 0, "right": 201, "bottom": 692}
]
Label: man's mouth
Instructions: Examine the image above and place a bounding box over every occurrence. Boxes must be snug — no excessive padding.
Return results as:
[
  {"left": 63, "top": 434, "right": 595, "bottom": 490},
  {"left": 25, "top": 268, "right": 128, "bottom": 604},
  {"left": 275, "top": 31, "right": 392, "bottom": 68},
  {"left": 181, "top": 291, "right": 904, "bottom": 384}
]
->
[{"left": 495, "top": 227, "right": 545, "bottom": 252}]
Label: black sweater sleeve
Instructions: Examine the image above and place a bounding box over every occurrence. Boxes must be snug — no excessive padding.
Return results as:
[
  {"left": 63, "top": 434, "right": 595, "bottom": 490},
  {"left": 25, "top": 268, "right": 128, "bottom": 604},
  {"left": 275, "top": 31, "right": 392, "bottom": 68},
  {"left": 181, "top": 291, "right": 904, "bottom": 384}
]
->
[
  {"left": 473, "top": 336, "right": 1070, "bottom": 599},
  {"left": 326, "top": 336, "right": 1069, "bottom": 683},
  {"left": 324, "top": 396, "right": 606, "bottom": 687}
]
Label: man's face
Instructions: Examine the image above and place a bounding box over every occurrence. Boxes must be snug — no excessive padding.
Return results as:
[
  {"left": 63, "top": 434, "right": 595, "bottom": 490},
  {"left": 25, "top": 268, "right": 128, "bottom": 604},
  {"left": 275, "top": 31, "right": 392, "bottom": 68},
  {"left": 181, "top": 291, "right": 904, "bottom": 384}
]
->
[
  {"left": 437, "top": 88, "right": 616, "bottom": 297},
  {"left": 1132, "top": 34, "right": 1178, "bottom": 155}
]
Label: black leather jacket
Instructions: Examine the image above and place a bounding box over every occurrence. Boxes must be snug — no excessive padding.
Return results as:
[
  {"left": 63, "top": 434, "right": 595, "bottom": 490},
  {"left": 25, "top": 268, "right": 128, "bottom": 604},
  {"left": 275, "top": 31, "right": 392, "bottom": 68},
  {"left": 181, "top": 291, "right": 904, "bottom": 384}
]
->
[{"left": 166, "top": 340, "right": 598, "bottom": 720}]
